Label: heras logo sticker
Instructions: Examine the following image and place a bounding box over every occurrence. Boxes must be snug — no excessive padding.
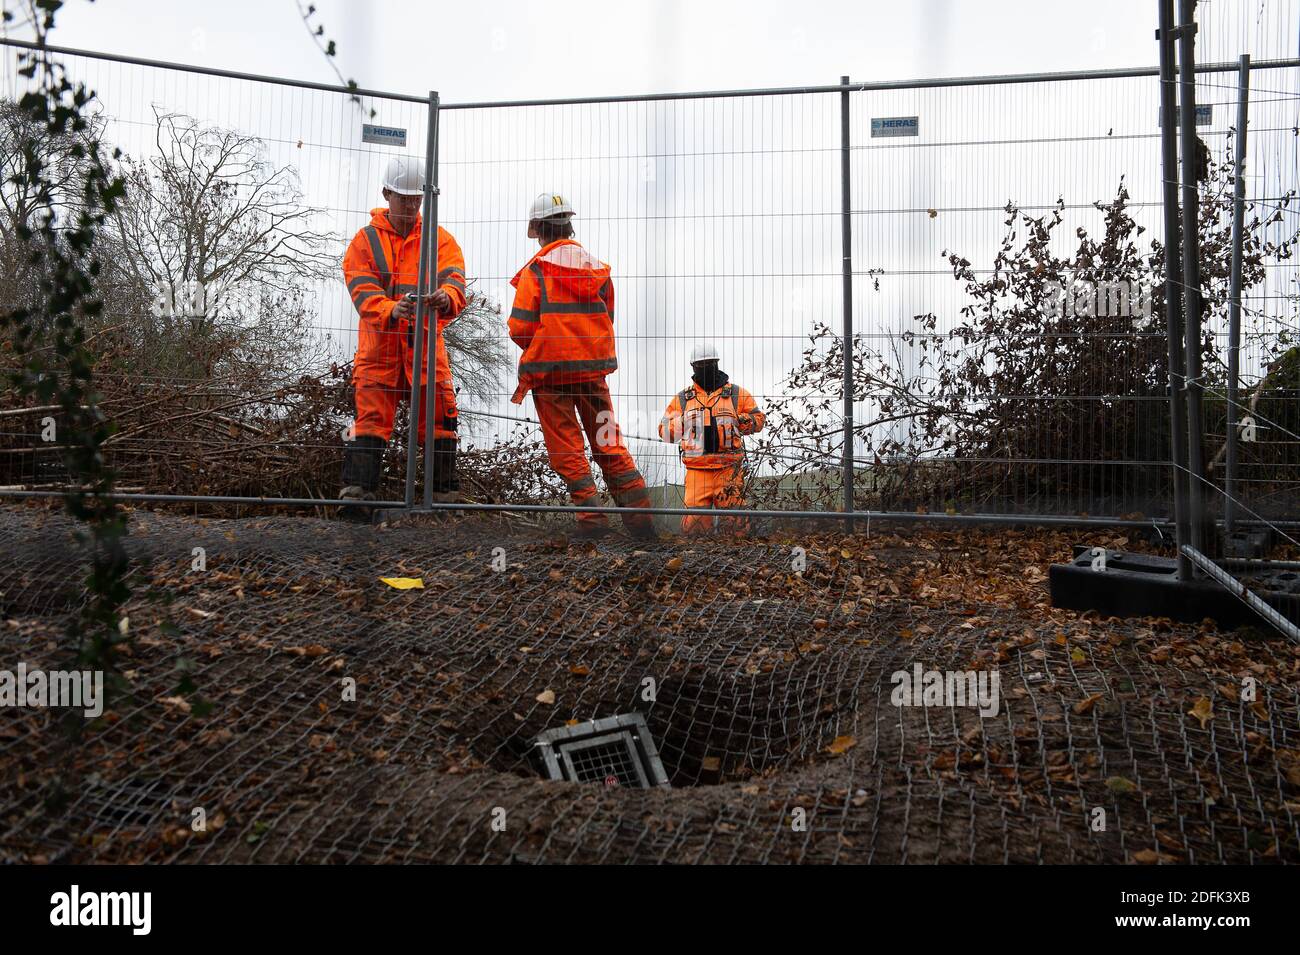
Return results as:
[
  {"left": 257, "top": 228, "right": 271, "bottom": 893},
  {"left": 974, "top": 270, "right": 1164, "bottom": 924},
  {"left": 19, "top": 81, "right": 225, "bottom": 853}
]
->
[
  {"left": 871, "top": 116, "right": 919, "bottom": 138},
  {"left": 361, "top": 124, "right": 408, "bottom": 147}
]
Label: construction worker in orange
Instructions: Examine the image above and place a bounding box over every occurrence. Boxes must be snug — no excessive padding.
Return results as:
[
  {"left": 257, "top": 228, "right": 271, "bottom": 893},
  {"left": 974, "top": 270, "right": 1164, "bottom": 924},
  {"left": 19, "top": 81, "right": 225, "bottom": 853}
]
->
[
  {"left": 339, "top": 156, "right": 467, "bottom": 518},
  {"left": 507, "top": 193, "right": 655, "bottom": 539},
  {"left": 659, "top": 344, "right": 766, "bottom": 535}
]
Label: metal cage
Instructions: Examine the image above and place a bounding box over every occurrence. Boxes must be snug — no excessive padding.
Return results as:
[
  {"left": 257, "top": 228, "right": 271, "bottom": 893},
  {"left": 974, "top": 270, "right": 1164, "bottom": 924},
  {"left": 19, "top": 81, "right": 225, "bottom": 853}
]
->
[{"left": 532, "top": 713, "right": 670, "bottom": 789}]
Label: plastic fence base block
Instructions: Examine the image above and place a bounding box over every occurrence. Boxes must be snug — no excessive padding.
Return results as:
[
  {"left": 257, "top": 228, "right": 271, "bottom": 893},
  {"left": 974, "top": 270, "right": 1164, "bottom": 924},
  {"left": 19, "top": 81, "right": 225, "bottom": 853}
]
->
[
  {"left": 532, "top": 713, "right": 670, "bottom": 789},
  {"left": 1049, "top": 548, "right": 1262, "bottom": 631},
  {"left": 1223, "top": 528, "right": 1273, "bottom": 559}
]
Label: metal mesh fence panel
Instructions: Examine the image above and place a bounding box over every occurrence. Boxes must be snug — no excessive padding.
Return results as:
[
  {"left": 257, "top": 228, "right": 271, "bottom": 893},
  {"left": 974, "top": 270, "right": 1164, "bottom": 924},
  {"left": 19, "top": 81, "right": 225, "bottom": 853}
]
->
[
  {"left": 1170, "top": 3, "right": 1300, "bottom": 628},
  {"left": 11, "top": 39, "right": 1299, "bottom": 525},
  {"left": 0, "top": 44, "right": 431, "bottom": 508},
  {"left": 439, "top": 91, "right": 841, "bottom": 519},
  {"left": 1197, "top": 7, "right": 1300, "bottom": 530},
  {"left": 846, "top": 76, "right": 1173, "bottom": 519}
]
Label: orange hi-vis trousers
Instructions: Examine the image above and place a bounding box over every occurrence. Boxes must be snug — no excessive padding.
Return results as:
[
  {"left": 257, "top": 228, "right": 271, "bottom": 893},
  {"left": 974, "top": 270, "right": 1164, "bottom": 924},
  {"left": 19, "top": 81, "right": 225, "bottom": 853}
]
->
[
  {"left": 353, "top": 332, "right": 457, "bottom": 445},
  {"left": 532, "top": 380, "right": 653, "bottom": 533},
  {"left": 682, "top": 462, "right": 749, "bottom": 536}
]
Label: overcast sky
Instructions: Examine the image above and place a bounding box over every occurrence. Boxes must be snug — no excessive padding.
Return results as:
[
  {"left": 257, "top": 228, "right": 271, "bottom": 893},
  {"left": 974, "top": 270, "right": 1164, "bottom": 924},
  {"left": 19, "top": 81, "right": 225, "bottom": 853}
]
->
[{"left": 6, "top": 0, "right": 1172, "bottom": 102}]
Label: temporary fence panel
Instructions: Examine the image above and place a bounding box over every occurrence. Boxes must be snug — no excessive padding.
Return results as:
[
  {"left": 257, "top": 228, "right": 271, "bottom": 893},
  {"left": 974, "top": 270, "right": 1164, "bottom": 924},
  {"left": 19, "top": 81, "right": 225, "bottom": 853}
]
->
[
  {"left": 0, "top": 41, "right": 431, "bottom": 508},
  {"left": 0, "top": 34, "right": 1296, "bottom": 534}
]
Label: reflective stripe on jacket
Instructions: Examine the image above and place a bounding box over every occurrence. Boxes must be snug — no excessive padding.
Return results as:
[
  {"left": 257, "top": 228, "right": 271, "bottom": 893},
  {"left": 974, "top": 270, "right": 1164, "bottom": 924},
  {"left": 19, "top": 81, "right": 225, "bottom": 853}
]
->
[
  {"left": 659, "top": 381, "right": 765, "bottom": 469},
  {"left": 507, "top": 239, "right": 616, "bottom": 403},
  {"left": 342, "top": 208, "right": 466, "bottom": 386}
]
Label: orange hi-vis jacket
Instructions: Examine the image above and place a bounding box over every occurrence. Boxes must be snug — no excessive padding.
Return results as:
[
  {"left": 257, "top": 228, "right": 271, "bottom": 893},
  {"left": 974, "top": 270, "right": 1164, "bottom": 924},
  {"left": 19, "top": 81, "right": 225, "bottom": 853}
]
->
[
  {"left": 343, "top": 209, "right": 466, "bottom": 392},
  {"left": 659, "top": 380, "right": 765, "bottom": 469},
  {"left": 507, "top": 239, "right": 617, "bottom": 404}
]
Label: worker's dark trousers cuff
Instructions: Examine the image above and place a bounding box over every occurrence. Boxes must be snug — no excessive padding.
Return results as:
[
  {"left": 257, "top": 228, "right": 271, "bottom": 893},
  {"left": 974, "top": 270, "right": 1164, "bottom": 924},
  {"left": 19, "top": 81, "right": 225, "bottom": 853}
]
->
[
  {"left": 341, "top": 435, "right": 386, "bottom": 492},
  {"left": 430, "top": 437, "right": 459, "bottom": 492}
]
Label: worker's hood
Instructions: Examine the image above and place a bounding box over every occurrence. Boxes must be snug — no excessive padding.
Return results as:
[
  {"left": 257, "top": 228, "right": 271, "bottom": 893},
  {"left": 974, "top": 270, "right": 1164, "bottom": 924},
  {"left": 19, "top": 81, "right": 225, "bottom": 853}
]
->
[
  {"left": 511, "top": 239, "right": 610, "bottom": 297},
  {"left": 368, "top": 207, "right": 420, "bottom": 236}
]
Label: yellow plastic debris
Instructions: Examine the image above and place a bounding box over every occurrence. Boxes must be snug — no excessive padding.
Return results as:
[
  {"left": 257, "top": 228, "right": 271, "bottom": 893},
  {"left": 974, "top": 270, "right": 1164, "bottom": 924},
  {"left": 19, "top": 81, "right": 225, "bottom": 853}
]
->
[{"left": 380, "top": 577, "right": 424, "bottom": 590}]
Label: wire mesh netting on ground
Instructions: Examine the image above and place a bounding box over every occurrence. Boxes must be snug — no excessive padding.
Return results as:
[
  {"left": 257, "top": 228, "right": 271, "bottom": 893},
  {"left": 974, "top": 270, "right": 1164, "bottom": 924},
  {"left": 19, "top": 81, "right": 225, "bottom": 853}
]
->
[{"left": 1, "top": 504, "right": 1298, "bottom": 864}]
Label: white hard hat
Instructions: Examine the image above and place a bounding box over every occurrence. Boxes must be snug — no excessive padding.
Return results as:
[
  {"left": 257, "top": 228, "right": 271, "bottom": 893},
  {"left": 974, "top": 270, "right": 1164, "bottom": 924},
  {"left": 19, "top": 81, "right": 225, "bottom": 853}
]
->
[
  {"left": 382, "top": 156, "right": 424, "bottom": 196},
  {"left": 690, "top": 343, "right": 720, "bottom": 364},
  {"left": 528, "top": 192, "right": 576, "bottom": 221}
]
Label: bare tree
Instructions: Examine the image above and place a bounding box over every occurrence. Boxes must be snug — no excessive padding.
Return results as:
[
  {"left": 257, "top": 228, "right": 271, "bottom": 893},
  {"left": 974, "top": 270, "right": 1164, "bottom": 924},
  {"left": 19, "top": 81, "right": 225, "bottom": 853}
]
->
[
  {"left": 0, "top": 99, "right": 111, "bottom": 318},
  {"left": 103, "top": 108, "right": 337, "bottom": 380},
  {"left": 0, "top": 99, "right": 106, "bottom": 231}
]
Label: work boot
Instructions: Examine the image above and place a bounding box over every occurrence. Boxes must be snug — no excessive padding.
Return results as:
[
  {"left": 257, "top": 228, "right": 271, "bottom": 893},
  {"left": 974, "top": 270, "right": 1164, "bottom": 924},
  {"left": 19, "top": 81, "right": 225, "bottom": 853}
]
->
[
  {"left": 626, "top": 520, "right": 657, "bottom": 541},
  {"left": 574, "top": 521, "right": 614, "bottom": 540},
  {"left": 338, "top": 485, "right": 377, "bottom": 523},
  {"left": 339, "top": 435, "right": 385, "bottom": 522}
]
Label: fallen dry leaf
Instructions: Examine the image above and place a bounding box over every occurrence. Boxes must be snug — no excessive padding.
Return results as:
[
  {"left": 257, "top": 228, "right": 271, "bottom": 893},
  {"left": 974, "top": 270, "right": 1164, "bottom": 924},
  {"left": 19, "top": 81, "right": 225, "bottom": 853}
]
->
[
  {"left": 826, "top": 735, "right": 856, "bottom": 756},
  {"left": 379, "top": 577, "right": 424, "bottom": 590},
  {"left": 535, "top": 689, "right": 556, "bottom": 705},
  {"left": 1188, "top": 697, "right": 1214, "bottom": 729},
  {"left": 1073, "top": 692, "right": 1104, "bottom": 715}
]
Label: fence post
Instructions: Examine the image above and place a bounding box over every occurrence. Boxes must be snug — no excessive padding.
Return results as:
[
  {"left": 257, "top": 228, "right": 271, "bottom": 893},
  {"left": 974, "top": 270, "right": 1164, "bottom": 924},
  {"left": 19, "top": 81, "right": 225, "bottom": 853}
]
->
[
  {"left": 404, "top": 91, "right": 440, "bottom": 508},
  {"left": 1225, "top": 54, "right": 1250, "bottom": 536},
  {"left": 1158, "top": 0, "right": 1192, "bottom": 579},
  {"left": 1176, "top": 0, "right": 1210, "bottom": 558},
  {"left": 422, "top": 91, "right": 442, "bottom": 510},
  {"left": 839, "top": 76, "right": 855, "bottom": 526}
]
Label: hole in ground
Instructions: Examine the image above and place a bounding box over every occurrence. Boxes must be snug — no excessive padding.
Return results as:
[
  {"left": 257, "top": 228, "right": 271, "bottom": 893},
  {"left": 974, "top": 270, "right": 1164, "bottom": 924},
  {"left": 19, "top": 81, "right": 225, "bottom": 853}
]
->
[{"left": 462, "top": 665, "right": 862, "bottom": 788}]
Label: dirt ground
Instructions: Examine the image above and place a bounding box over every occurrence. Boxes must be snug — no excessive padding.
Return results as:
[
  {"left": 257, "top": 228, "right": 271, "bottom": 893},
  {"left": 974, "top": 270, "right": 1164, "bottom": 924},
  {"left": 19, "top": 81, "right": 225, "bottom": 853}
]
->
[{"left": 1, "top": 503, "right": 1298, "bottom": 864}]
